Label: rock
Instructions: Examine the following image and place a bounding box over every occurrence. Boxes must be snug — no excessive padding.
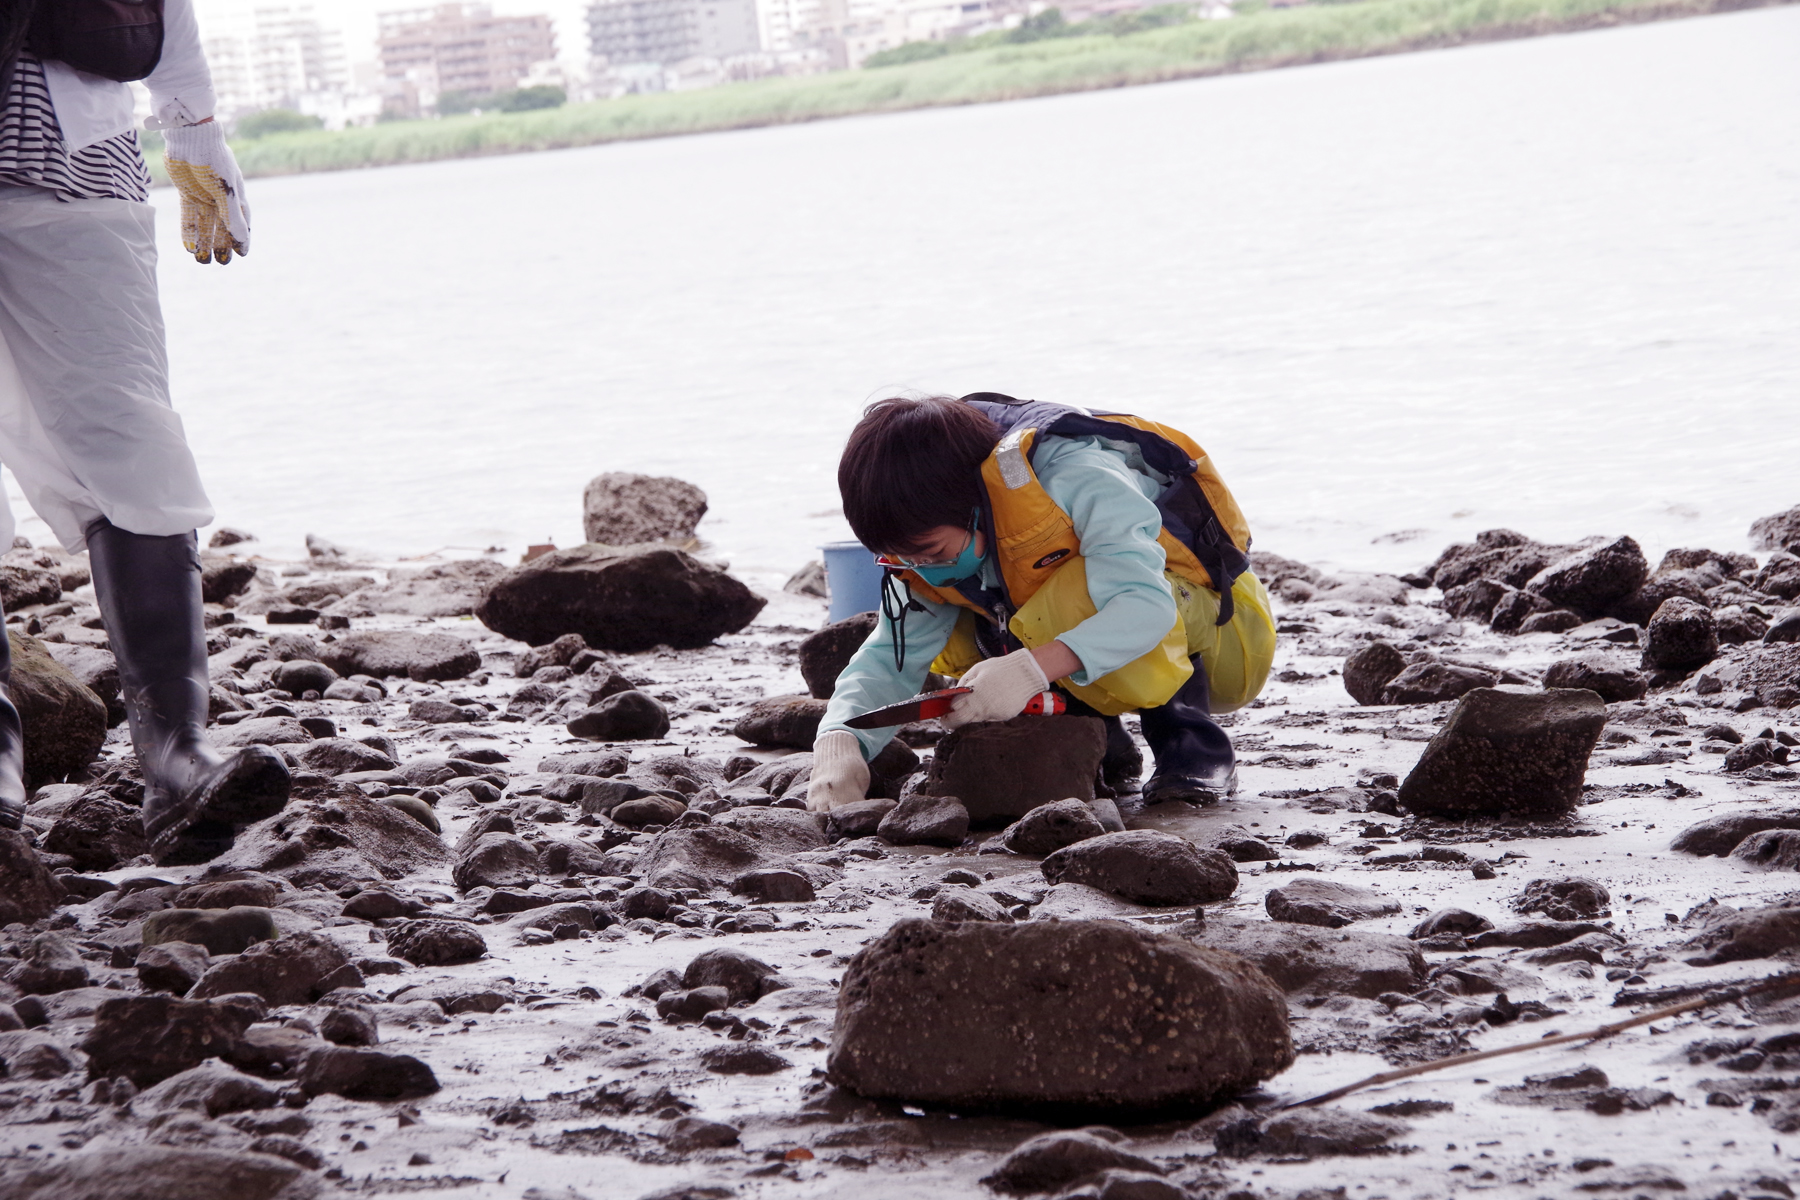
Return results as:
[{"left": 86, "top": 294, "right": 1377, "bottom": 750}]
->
[
  {"left": 387, "top": 918, "right": 487, "bottom": 965},
  {"left": 1728, "top": 643, "right": 1800, "bottom": 709},
  {"left": 389, "top": 978, "right": 515, "bottom": 1014},
  {"left": 582, "top": 472, "right": 708, "bottom": 545},
  {"left": 825, "top": 798, "right": 895, "bottom": 839},
  {"left": 1342, "top": 642, "right": 1408, "bottom": 705},
  {"left": 78, "top": 995, "right": 254, "bottom": 1086},
  {"left": 1441, "top": 579, "right": 1510, "bottom": 623},
  {"left": 1042, "top": 830, "right": 1237, "bottom": 906},
  {"left": 540, "top": 838, "right": 618, "bottom": 877},
  {"left": 1525, "top": 536, "right": 1649, "bottom": 617},
  {"left": 931, "top": 885, "right": 1012, "bottom": 923},
  {"left": 1766, "top": 608, "right": 1800, "bottom": 644},
  {"left": 341, "top": 887, "right": 428, "bottom": 919},
  {"left": 829, "top": 918, "right": 1292, "bottom": 1110},
  {"left": 43, "top": 642, "right": 121, "bottom": 724},
  {"left": 923, "top": 714, "right": 1106, "bottom": 823},
  {"left": 1729, "top": 830, "right": 1800, "bottom": 871},
  {"left": 0, "top": 563, "right": 61, "bottom": 608},
  {"left": 700, "top": 1043, "right": 793, "bottom": 1074},
  {"left": 0, "top": 829, "right": 64, "bottom": 925},
  {"left": 982, "top": 1130, "right": 1163, "bottom": 1194},
  {"left": 214, "top": 794, "right": 451, "bottom": 888},
  {"left": 638, "top": 825, "right": 798, "bottom": 892},
  {"left": 384, "top": 796, "right": 440, "bottom": 832},
  {"left": 567, "top": 690, "right": 671, "bottom": 741},
  {"left": 877, "top": 794, "right": 970, "bottom": 848},
  {"left": 131, "top": 1059, "right": 280, "bottom": 1117},
  {"left": 683, "top": 947, "right": 778, "bottom": 1003},
  {"left": 7, "top": 932, "right": 89, "bottom": 994},
  {"left": 1380, "top": 661, "right": 1498, "bottom": 705},
  {"left": 1222, "top": 1107, "right": 1409, "bottom": 1157},
  {"left": 1541, "top": 653, "right": 1647, "bottom": 702},
  {"left": 1212, "top": 830, "right": 1278, "bottom": 862},
  {"left": 1611, "top": 570, "right": 1713, "bottom": 627},
  {"left": 1518, "top": 608, "right": 1584, "bottom": 634},
  {"left": 0, "top": 1146, "right": 301, "bottom": 1200},
  {"left": 611, "top": 795, "right": 687, "bottom": 828},
  {"left": 799, "top": 611, "right": 880, "bottom": 699},
  {"left": 1754, "top": 552, "right": 1800, "bottom": 600},
  {"left": 138, "top": 942, "right": 210, "bottom": 995},
  {"left": 297, "top": 1045, "right": 439, "bottom": 1099},
  {"left": 454, "top": 832, "right": 541, "bottom": 890},
  {"left": 658, "top": 985, "right": 731, "bottom": 1022},
  {"left": 1683, "top": 905, "right": 1800, "bottom": 965},
  {"left": 177, "top": 877, "right": 280, "bottom": 908},
  {"left": 1750, "top": 505, "right": 1800, "bottom": 553},
  {"left": 213, "top": 716, "right": 312, "bottom": 747},
  {"left": 1003, "top": 798, "right": 1107, "bottom": 856},
  {"left": 1671, "top": 809, "right": 1800, "bottom": 856},
  {"left": 1264, "top": 878, "right": 1400, "bottom": 928},
  {"left": 1396, "top": 687, "right": 1606, "bottom": 819},
  {"left": 316, "top": 630, "right": 480, "bottom": 682},
  {"left": 1513, "top": 877, "right": 1610, "bottom": 921},
  {"left": 7, "top": 632, "right": 106, "bottom": 784},
  {"left": 269, "top": 659, "right": 336, "bottom": 694},
  {"left": 320, "top": 1005, "right": 379, "bottom": 1045},
  {"left": 1467, "top": 920, "right": 1611, "bottom": 949},
  {"left": 664, "top": 1115, "right": 740, "bottom": 1151},
  {"left": 0, "top": 1030, "right": 81, "bottom": 1077},
  {"left": 538, "top": 748, "right": 628, "bottom": 776},
  {"left": 475, "top": 544, "right": 766, "bottom": 651},
  {"left": 1410, "top": 909, "right": 1494, "bottom": 939},
  {"left": 731, "top": 867, "right": 815, "bottom": 903},
  {"left": 1641, "top": 597, "right": 1718, "bottom": 672},
  {"left": 199, "top": 554, "right": 259, "bottom": 601},
  {"left": 1723, "top": 738, "right": 1786, "bottom": 773},
  {"left": 142, "top": 907, "right": 280, "bottom": 955},
  {"left": 731, "top": 694, "right": 826, "bottom": 748},
  {"left": 1488, "top": 586, "right": 1557, "bottom": 634},
  {"left": 1192, "top": 918, "right": 1426, "bottom": 999},
  {"left": 328, "top": 559, "right": 509, "bottom": 618},
  {"left": 43, "top": 793, "right": 146, "bottom": 869},
  {"left": 189, "top": 931, "right": 355, "bottom": 1006}
]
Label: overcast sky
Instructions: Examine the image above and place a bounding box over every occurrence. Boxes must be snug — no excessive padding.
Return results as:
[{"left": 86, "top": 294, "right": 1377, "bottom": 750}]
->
[{"left": 193, "top": 0, "right": 595, "bottom": 72}]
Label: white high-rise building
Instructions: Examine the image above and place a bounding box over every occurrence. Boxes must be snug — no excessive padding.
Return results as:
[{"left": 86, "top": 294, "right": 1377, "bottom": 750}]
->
[{"left": 200, "top": 4, "right": 357, "bottom": 123}]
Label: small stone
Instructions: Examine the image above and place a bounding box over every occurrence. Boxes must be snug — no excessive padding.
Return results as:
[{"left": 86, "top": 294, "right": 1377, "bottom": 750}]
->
[
  {"left": 611, "top": 795, "right": 688, "bottom": 828},
  {"left": 188, "top": 930, "right": 355, "bottom": 1006},
  {"left": 319, "top": 1006, "right": 379, "bottom": 1046},
  {"left": 270, "top": 659, "right": 337, "bottom": 694},
  {"left": 731, "top": 694, "right": 826, "bottom": 749},
  {"left": 1002, "top": 798, "right": 1107, "bottom": 856},
  {"left": 6, "top": 632, "right": 107, "bottom": 785},
  {"left": 981, "top": 1130, "right": 1162, "bottom": 1194},
  {"left": 1670, "top": 808, "right": 1800, "bottom": 855},
  {"left": 129, "top": 1059, "right": 280, "bottom": 1118},
  {"left": 78, "top": 995, "right": 255, "bottom": 1087},
  {"left": 931, "top": 885, "right": 1012, "bottom": 923},
  {"left": 699, "top": 1043, "right": 792, "bottom": 1074},
  {"left": 825, "top": 798, "right": 896, "bottom": 839},
  {"left": 657, "top": 985, "right": 730, "bottom": 1022},
  {"left": 877, "top": 794, "right": 970, "bottom": 848},
  {"left": 6, "top": 932, "right": 89, "bottom": 994},
  {"left": 1729, "top": 830, "right": 1800, "bottom": 871},
  {"left": 1542, "top": 653, "right": 1648, "bottom": 703},
  {"left": 1342, "top": 642, "right": 1407, "bottom": 706},
  {"left": 1194, "top": 918, "right": 1425, "bottom": 998},
  {"left": 1641, "top": 597, "right": 1718, "bottom": 672},
  {"left": 453, "top": 833, "right": 541, "bottom": 890},
  {"left": 1396, "top": 687, "right": 1606, "bottom": 819},
  {"left": 682, "top": 947, "right": 777, "bottom": 1003},
  {"left": 1409, "top": 909, "right": 1494, "bottom": 939},
  {"left": 1041, "top": 830, "right": 1237, "bottom": 906},
  {"left": 137, "top": 942, "right": 210, "bottom": 995},
  {"left": 567, "top": 690, "right": 671, "bottom": 741},
  {"left": 1380, "top": 661, "right": 1498, "bottom": 705},
  {"left": 1513, "top": 876, "right": 1611, "bottom": 921},
  {"left": 297, "top": 1046, "right": 439, "bottom": 1099},
  {"left": 317, "top": 630, "right": 481, "bottom": 682},
  {"left": 386, "top": 918, "right": 487, "bottom": 966},
  {"left": 0, "top": 1146, "right": 302, "bottom": 1200},
  {"left": 730, "top": 867, "right": 815, "bottom": 903},
  {"left": 142, "top": 907, "right": 280, "bottom": 955},
  {"left": 1265, "top": 878, "right": 1401, "bottom": 928},
  {"left": 663, "top": 1115, "right": 740, "bottom": 1151}
]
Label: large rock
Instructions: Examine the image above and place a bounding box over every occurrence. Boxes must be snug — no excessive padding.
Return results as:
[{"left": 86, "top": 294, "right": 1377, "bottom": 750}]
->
[
  {"left": 1610, "top": 569, "right": 1713, "bottom": 627},
  {"left": 1380, "top": 661, "right": 1498, "bottom": 705},
  {"left": 710, "top": 806, "right": 829, "bottom": 854},
  {"left": 1003, "top": 798, "right": 1106, "bottom": 856},
  {"left": 1192, "top": 918, "right": 1426, "bottom": 998},
  {"left": 131, "top": 1059, "right": 280, "bottom": 1118},
  {"left": 137, "top": 942, "right": 210, "bottom": 995},
  {"left": 188, "top": 930, "right": 355, "bottom": 1006},
  {"left": 212, "top": 716, "right": 312, "bottom": 747},
  {"left": 0, "top": 1146, "right": 301, "bottom": 1200},
  {"left": 297, "top": 1045, "right": 439, "bottom": 1099},
  {"left": 1671, "top": 809, "right": 1800, "bottom": 857},
  {"left": 582, "top": 472, "right": 708, "bottom": 545},
  {"left": 297, "top": 737, "right": 396, "bottom": 776},
  {"left": 1512, "top": 876, "right": 1609, "bottom": 920},
  {"left": 211, "top": 793, "right": 452, "bottom": 887},
  {"left": 732, "top": 694, "right": 826, "bottom": 748},
  {"left": 923, "top": 714, "right": 1107, "bottom": 824},
  {"left": 1396, "top": 687, "right": 1606, "bottom": 819},
  {"left": 43, "top": 642, "right": 121, "bottom": 724},
  {"left": 684, "top": 946, "right": 779, "bottom": 1003},
  {"left": 1541, "top": 653, "right": 1647, "bottom": 702},
  {"left": 1042, "top": 830, "right": 1237, "bottom": 906},
  {"left": 1728, "top": 643, "right": 1800, "bottom": 709},
  {"left": 638, "top": 825, "right": 798, "bottom": 891},
  {"left": 1525, "top": 537, "right": 1649, "bottom": 617},
  {"left": 1683, "top": 905, "right": 1800, "bottom": 965},
  {"left": 1641, "top": 597, "right": 1718, "bottom": 672},
  {"left": 1427, "top": 530, "right": 1573, "bottom": 592},
  {"left": 566, "top": 690, "right": 670, "bottom": 741},
  {"left": 877, "top": 793, "right": 969, "bottom": 847},
  {"left": 387, "top": 918, "right": 487, "bottom": 965},
  {"left": 1729, "top": 830, "right": 1800, "bottom": 872},
  {"left": 7, "top": 932, "right": 89, "bottom": 994},
  {"left": 42, "top": 793, "right": 145, "bottom": 869},
  {"left": 0, "top": 829, "right": 64, "bottom": 924},
  {"left": 829, "top": 918, "right": 1292, "bottom": 1110},
  {"left": 1754, "top": 553, "right": 1800, "bottom": 601},
  {"left": 7, "top": 631, "right": 107, "bottom": 785},
  {"left": 981, "top": 1131, "right": 1162, "bottom": 1195},
  {"left": 475, "top": 543, "right": 766, "bottom": 651},
  {"left": 0, "top": 563, "right": 62, "bottom": 608},
  {"left": 316, "top": 630, "right": 480, "bottom": 682},
  {"left": 329, "top": 559, "right": 508, "bottom": 618},
  {"left": 142, "top": 907, "right": 280, "bottom": 955},
  {"left": 78, "top": 995, "right": 254, "bottom": 1086},
  {"left": 799, "top": 611, "right": 879, "bottom": 699},
  {"left": 1264, "top": 878, "right": 1400, "bottom": 928},
  {"left": 1342, "top": 642, "right": 1407, "bottom": 706},
  {"left": 453, "top": 833, "right": 540, "bottom": 890},
  {"left": 1750, "top": 505, "right": 1800, "bottom": 552}
]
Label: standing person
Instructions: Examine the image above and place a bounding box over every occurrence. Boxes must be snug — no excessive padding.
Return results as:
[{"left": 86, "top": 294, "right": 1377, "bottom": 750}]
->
[
  {"left": 0, "top": 0, "right": 288, "bottom": 862},
  {"left": 807, "top": 393, "right": 1276, "bottom": 812}
]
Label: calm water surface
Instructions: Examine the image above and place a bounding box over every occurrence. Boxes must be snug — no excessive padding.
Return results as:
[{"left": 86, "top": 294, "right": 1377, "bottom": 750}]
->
[{"left": 66, "top": 6, "right": 1800, "bottom": 582}]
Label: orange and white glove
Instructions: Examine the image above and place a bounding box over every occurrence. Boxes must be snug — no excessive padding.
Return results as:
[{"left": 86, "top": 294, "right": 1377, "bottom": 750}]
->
[
  {"left": 806, "top": 730, "right": 870, "bottom": 812},
  {"left": 163, "top": 120, "right": 250, "bottom": 265},
  {"left": 942, "top": 649, "right": 1049, "bottom": 729}
]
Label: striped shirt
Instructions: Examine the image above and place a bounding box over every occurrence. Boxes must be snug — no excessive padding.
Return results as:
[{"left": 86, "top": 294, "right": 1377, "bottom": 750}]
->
[{"left": 0, "top": 50, "right": 151, "bottom": 202}]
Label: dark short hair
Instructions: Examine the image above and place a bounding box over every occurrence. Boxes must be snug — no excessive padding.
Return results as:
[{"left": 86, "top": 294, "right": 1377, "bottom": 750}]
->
[{"left": 839, "top": 397, "right": 1000, "bottom": 555}]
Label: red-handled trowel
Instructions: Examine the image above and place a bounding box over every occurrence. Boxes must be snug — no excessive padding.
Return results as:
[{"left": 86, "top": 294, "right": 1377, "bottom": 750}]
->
[{"left": 844, "top": 687, "right": 1066, "bottom": 730}]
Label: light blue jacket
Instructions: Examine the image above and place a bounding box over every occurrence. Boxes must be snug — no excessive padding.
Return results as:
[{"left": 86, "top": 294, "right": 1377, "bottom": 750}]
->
[{"left": 820, "top": 434, "right": 1180, "bottom": 761}]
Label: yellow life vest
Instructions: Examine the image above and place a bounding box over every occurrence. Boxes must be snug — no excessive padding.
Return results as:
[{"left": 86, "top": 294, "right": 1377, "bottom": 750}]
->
[{"left": 891, "top": 395, "right": 1273, "bottom": 716}]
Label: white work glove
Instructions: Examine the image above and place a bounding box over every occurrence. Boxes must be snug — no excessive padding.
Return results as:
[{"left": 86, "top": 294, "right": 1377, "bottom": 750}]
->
[
  {"left": 942, "top": 649, "right": 1049, "bottom": 729},
  {"left": 162, "top": 121, "right": 250, "bottom": 264},
  {"left": 806, "top": 730, "right": 870, "bottom": 812}
]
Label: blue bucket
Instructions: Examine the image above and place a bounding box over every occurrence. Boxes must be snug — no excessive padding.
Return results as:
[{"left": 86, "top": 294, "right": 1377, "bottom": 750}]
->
[{"left": 821, "top": 541, "right": 884, "bottom": 624}]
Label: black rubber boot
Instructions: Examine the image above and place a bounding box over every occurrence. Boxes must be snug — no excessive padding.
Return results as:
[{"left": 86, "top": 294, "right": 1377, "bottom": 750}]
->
[
  {"left": 0, "top": 612, "right": 26, "bottom": 832},
  {"left": 1099, "top": 714, "right": 1144, "bottom": 796},
  {"left": 1139, "top": 655, "right": 1237, "bottom": 805},
  {"left": 86, "top": 520, "right": 290, "bottom": 864}
]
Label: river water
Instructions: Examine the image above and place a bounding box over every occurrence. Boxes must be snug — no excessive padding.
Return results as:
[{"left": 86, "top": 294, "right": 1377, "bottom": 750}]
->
[{"left": 63, "top": 5, "right": 1800, "bottom": 584}]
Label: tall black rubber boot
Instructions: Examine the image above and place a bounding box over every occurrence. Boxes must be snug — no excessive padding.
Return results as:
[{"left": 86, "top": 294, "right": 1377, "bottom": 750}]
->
[
  {"left": 1099, "top": 714, "right": 1144, "bottom": 796},
  {"left": 86, "top": 520, "right": 290, "bottom": 864},
  {"left": 0, "top": 609, "right": 27, "bottom": 832},
  {"left": 1139, "top": 655, "right": 1237, "bottom": 805}
]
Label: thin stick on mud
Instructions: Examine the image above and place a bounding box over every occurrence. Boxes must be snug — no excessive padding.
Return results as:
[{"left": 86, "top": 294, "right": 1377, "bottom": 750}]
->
[{"left": 1285, "top": 970, "right": 1800, "bottom": 1109}]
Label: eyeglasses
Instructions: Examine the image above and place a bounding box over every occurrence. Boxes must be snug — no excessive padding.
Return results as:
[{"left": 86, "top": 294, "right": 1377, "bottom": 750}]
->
[{"left": 876, "top": 512, "right": 978, "bottom": 570}]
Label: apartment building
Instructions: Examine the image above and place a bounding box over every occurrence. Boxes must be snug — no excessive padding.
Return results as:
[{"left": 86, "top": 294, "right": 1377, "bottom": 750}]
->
[
  {"left": 379, "top": 3, "right": 558, "bottom": 104},
  {"left": 202, "top": 3, "right": 347, "bottom": 119},
  {"left": 586, "top": 0, "right": 761, "bottom": 67}
]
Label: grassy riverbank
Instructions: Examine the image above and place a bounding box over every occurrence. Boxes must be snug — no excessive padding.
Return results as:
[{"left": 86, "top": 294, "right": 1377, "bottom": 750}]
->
[{"left": 172, "top": 0, "right": 1781, "bottom": 181}]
